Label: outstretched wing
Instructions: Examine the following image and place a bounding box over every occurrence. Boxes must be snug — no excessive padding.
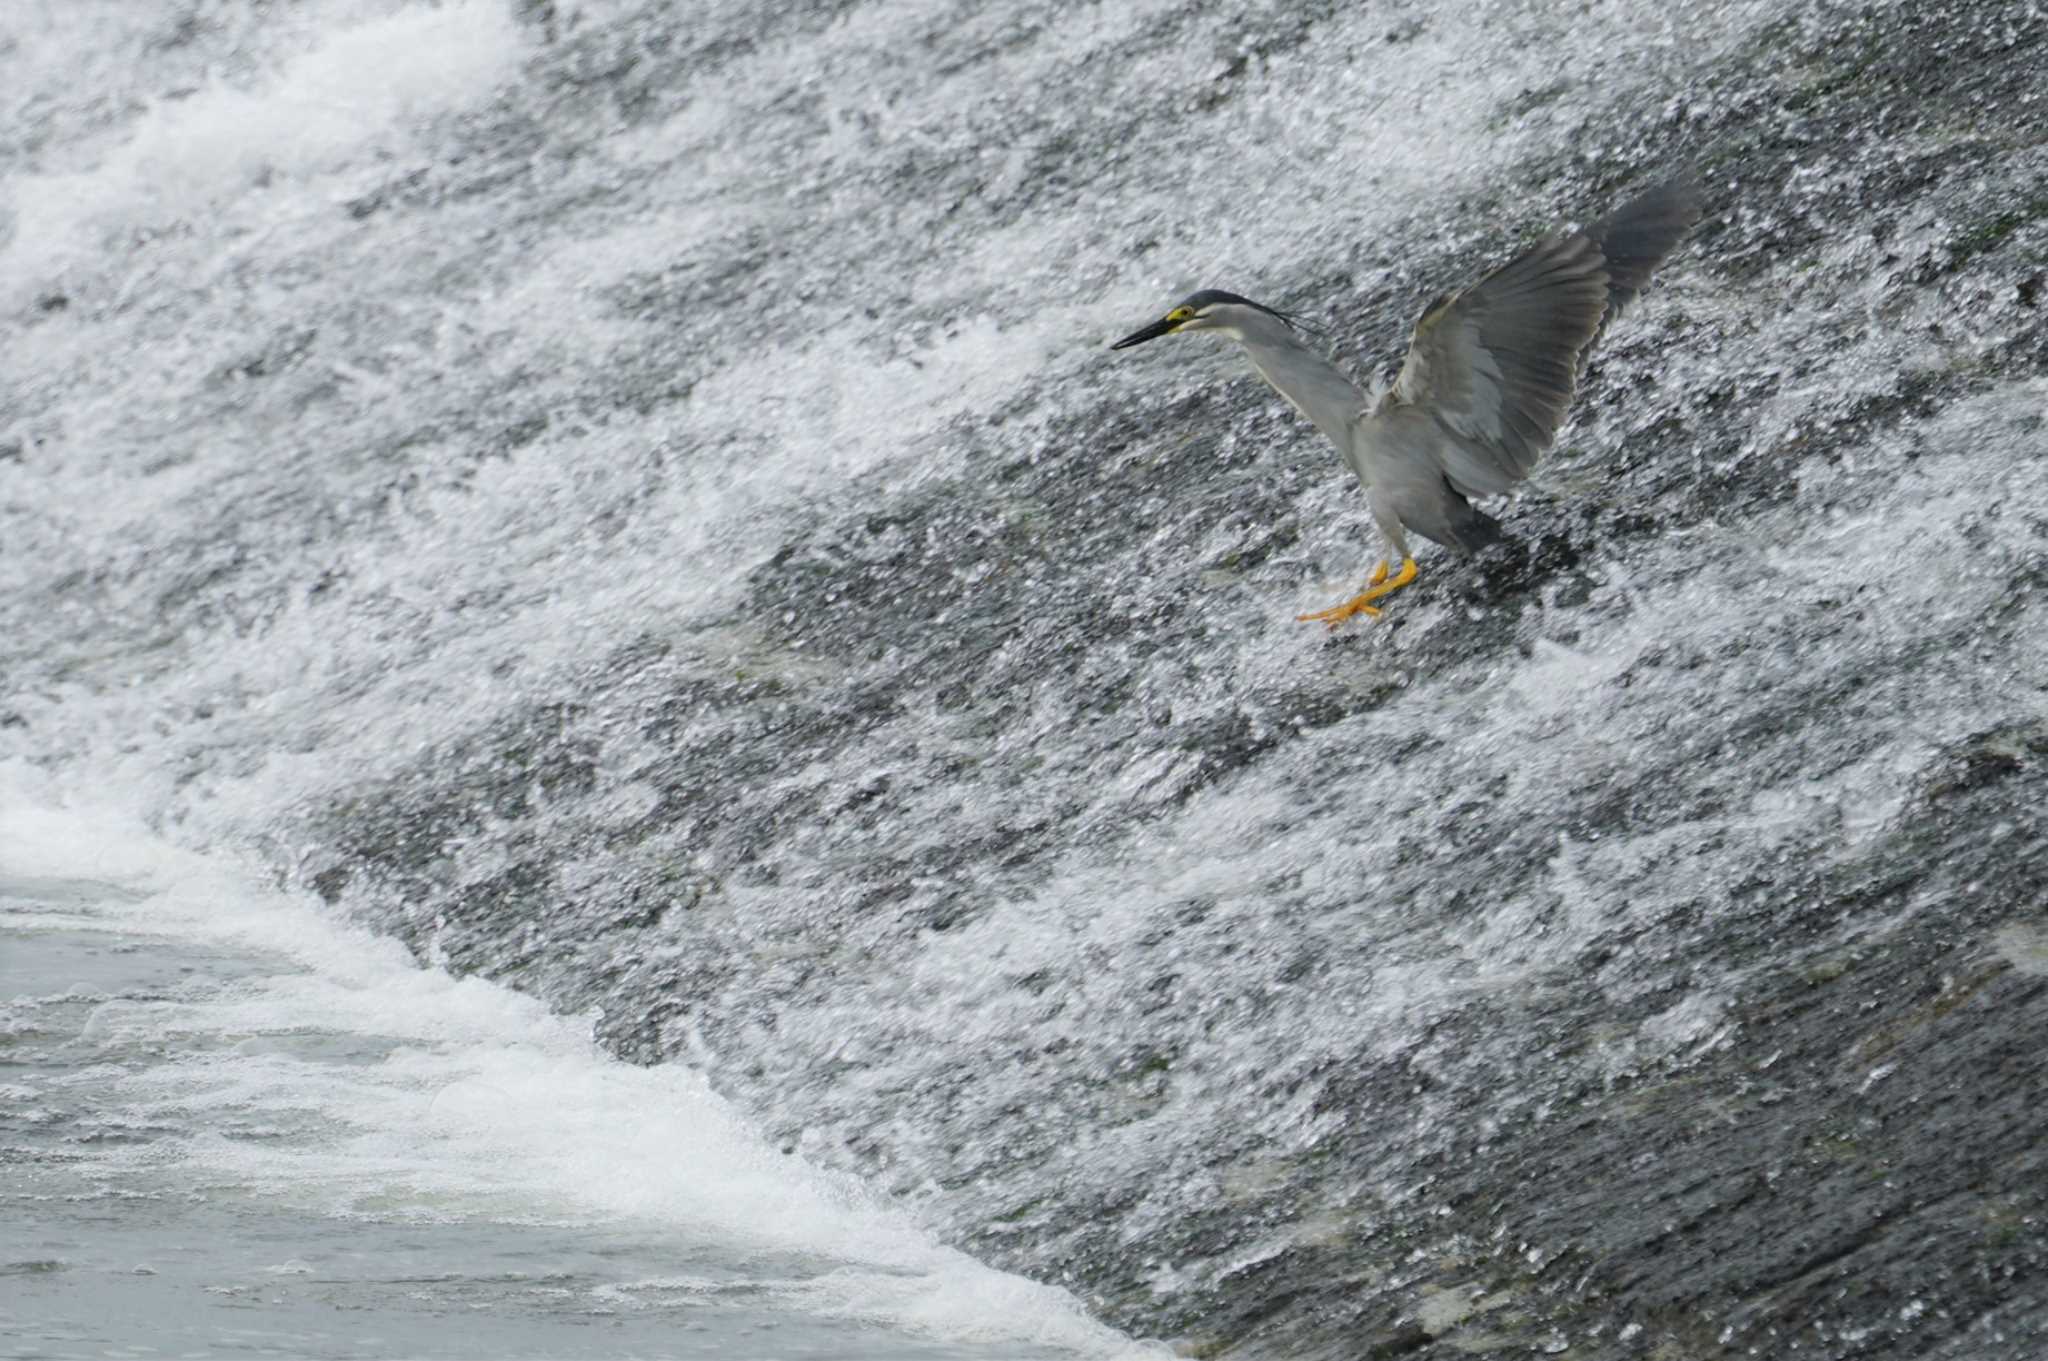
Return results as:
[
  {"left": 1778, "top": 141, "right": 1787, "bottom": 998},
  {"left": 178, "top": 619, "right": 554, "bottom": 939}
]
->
[
  {"left": 1379, "top": 171, "right": 1702, "bottom": 499},
  {"left": 1381, "top": 233, "right": 1609, "bottom": 498},
  {"left": 1582, "top": 168, "right": 1704, "bottom": 327}
]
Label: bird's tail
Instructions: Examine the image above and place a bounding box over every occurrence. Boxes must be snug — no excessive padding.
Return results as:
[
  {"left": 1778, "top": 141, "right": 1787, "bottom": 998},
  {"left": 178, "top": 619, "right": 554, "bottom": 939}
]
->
[{"left": 1438, "top": 487, "right": 1507, "bottom": 555}]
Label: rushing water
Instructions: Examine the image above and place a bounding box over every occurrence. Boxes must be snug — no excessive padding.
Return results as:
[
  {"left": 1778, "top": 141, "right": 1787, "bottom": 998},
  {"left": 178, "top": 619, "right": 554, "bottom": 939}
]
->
[{"left": 5, "top": 0, "right": 2046, "bottom": 1357}]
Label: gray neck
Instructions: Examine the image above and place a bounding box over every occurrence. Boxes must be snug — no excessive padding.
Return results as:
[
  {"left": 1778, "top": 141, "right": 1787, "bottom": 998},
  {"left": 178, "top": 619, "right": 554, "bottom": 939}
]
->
[{"left": 1226, "top": 308, "right": 1366, "bottom": 452}]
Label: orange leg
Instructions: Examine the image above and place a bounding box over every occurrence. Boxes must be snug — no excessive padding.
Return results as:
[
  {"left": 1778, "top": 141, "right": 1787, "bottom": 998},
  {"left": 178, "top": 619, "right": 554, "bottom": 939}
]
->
[{"left": 1295, "top": 558, "right": 1418, "bottom": 628}]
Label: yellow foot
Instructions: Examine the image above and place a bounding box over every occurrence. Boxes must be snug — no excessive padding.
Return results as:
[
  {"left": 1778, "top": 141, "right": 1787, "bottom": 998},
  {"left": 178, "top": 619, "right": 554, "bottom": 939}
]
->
[
  {"left": 1356, "top": 557, "right": 1418, "bottom": 606},
  {"left": 1296, "top": 595, "right": 1382, "bottom": 627},
  {"left": 1294, "top": 558, "right": 1419, "bottom": 630}
]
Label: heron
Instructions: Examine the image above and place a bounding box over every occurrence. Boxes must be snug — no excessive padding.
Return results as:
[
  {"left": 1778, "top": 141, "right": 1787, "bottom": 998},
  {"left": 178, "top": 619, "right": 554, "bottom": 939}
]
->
[{"left": 1110, "top": 170, "right": 1702, "bottom": 626}]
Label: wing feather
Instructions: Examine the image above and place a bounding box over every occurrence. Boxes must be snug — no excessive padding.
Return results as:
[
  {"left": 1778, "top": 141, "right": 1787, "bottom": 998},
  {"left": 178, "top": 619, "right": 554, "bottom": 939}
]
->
[
  {"left": 1584, "top": 168, "right": 1704, "bottom": 327},
  {"left": 1385, "top": 233, "right": 1608, "bottom": 497},
  {"left": 1378, "top": 171, "right": 1703, "bottom": 500}
]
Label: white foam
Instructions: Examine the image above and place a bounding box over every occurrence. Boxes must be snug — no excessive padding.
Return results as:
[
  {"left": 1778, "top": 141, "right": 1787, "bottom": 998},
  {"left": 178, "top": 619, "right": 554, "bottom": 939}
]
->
[
  {"left": 0, "top": 773, "right": 1161, "bottom": 1358},
  {"left": 2, "top": 0, "right": 523, "bottom": 300}
]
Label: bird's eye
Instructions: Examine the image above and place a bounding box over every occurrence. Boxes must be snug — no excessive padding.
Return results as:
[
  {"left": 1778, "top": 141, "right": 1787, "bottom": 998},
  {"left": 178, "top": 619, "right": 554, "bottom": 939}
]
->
[{"left": 1166, "top": 307, "right": 1193, "bottom": 323}]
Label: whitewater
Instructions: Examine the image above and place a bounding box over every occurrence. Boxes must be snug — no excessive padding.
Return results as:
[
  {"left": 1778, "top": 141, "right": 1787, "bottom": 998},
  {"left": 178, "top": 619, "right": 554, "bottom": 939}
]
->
[{"left": 5, "top": 0, "right": 2045, "bottom": 1357}]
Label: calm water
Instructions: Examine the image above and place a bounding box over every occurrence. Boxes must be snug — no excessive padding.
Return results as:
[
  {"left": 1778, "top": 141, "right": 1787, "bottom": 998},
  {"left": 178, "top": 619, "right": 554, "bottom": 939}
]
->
[{"left": 0, "top": 830, "right": 1157, "bottom": 1361}]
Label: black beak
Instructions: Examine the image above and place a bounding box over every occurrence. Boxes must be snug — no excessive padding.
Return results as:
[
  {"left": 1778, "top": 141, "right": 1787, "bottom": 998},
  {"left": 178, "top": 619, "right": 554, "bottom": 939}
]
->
[{"left": 1110, "top": 316, "right": 1177, "bottom": 350}]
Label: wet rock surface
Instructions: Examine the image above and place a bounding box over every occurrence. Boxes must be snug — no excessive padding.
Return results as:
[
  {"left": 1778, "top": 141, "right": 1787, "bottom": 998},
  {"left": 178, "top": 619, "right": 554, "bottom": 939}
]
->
[
  {"left": 300, "top": 1, "right": 2048, "bottom": 1351},
  {"left": 309, "top": 1, "right": 2048, "bottom": 1356}
]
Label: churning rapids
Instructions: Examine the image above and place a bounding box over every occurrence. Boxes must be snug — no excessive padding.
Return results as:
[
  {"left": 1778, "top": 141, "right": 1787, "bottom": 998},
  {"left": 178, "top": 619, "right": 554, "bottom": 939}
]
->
[{"left": 4, "top": 1, "right": 2046, "bottom": 1358}]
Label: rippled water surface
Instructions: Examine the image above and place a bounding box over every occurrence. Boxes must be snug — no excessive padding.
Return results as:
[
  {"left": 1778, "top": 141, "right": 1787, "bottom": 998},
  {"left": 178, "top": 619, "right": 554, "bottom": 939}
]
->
[{"left": 0, "top": 840, "right": 1155, "bottom": 1361}]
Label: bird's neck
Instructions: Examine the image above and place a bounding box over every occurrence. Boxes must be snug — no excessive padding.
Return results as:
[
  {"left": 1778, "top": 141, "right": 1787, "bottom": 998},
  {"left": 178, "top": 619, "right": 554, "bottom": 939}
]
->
[{"left": 1234, "top": 330, "right": 1364, "bottom": 454}]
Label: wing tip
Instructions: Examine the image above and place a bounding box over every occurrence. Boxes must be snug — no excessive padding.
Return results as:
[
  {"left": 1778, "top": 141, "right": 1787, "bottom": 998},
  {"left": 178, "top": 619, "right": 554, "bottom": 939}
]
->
[{"left": 1584, "top": 164, "right": 1705, "bottom": 322}]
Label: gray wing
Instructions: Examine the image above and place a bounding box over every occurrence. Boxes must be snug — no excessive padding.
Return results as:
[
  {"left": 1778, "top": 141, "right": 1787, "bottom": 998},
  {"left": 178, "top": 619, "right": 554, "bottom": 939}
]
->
[
  {"left": 1582, "top": 168, "right": 1704, "bottom": 327},
  {"left": 1377, "top": 170, "right": 1702, "bottom": 499}
]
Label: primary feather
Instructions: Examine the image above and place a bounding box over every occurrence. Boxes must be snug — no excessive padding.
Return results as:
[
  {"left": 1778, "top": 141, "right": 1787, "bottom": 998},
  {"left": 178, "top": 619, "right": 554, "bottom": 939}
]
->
[{"left": 1375, "top": 170, "right": 1702, "bottom": 505}]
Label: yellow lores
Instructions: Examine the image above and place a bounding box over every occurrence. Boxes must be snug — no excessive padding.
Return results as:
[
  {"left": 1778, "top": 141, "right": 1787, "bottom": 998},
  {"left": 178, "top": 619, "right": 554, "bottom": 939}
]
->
[{"left": 1110, "top": 171, "right": 1702, "bottom": 626}]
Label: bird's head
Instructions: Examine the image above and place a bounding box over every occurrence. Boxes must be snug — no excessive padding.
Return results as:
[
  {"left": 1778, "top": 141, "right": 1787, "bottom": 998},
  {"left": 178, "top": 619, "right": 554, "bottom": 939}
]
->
[{"left": 1110, "top": 288, "right": 1309, "bottom": 349}]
